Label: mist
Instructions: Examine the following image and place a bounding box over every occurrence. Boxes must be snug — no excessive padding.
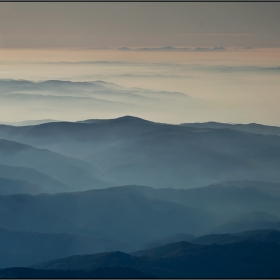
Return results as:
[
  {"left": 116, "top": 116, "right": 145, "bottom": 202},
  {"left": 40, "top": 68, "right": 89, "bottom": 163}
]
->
[
  {"left": 0, "top": 48, "right": 280, "bottom": 125},
  {"left": 1, "top": 2, "right": 280, "bottom": 277}
]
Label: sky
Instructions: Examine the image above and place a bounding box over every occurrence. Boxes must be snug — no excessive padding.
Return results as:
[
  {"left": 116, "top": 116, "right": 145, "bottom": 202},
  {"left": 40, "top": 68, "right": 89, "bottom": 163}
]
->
[
  {"left": 0, "top": 2, "right": 280, "bottom": 126},
  {"left": 0, "top": 2, "right": 280, "bottom": 48}
]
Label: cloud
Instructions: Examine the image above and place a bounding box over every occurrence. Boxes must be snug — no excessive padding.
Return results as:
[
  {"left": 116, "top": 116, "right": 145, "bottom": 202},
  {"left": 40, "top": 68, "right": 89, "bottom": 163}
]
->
[
  {"left": 79, "top": 74, "right": 194, "bottom": 80},
  {"left": 117, "top": 46, "right": 231, "bottom": 52},
  {"left": 45, "top": 60, "right": 280, "bottom": 73},
  {"left": 118, "top": 46, "right": 192, "bottom": 52},
  {"left": 195, "top": 65, "right": 280, "bottom": 73},
  {"left": 0, "top": 79, "right": 201, "bottom": 124},
  {"left": 51, "top": 60, "right": 131, "bottom": 65},
  {"left": 194, "top": 47, "right": 226, "bottom": 52},
  {"left": 138, "top": 46, "right": 191, "bottom": 51},
  {"left": 117, "top": 47, "right": 131, "bottom": 51},
  {"left": 0, "top": 79, "right": 191, "bottom": 102},
  {"left": 176, "top": 33, "right": 254, "bottom": 36}
]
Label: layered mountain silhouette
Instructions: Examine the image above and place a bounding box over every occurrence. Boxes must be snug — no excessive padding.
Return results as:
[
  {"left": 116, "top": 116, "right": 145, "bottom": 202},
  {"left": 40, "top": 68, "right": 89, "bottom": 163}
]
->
[
  {"left": 1, "top": 116, "right": 280, "bottom": 188},
  {"left": 182, "top": 121, "right": 280, "bottom": 137},
  {"left": 0, "top": 164, "right": 69, "bottom": 194},
  {"left": 0, "top": 177, "right": 43, "bottom": 195},
  {"left": 0, "top": 79, "right": 194, "bottom": 123},
  {"left": 117, "top": 181, "right": 280, "bottom": 224},
  {"left": 30, "top": 238, "right": 280, "bottom": 278},
  {"left": 142, "top": 233, "right": 195, "bottom": 250},
  {"left": 0, "top": 183, "right": 280, "bottom": 268},
  {"left": 0, "top": 267, "right": 154, "bottom": 278},
  {"left": 0, "top": 139, "right": 111, "bottom": 192},
  {"left": 0, "top": 116, "right": 280, "bottom": 276},
  {"left": 0, "top": 227, "right": 133, "bottom": 268},
  {"left": 0, "top": 187, "right": 213, "bottom": 244},
  {"left": 191, "top": 229, "right": 280, "bottom": 245},
  {"left": 142, "top": 229, "right": 280, "bottom": 249}
]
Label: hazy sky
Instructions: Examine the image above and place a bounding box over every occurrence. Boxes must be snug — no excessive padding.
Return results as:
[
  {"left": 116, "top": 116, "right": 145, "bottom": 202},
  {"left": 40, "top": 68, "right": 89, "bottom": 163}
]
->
[
  {"left": 0, "top": 2, "right": 280, "bottom": 48},
  {"left": 0, "top": 48, "right": 280, "bottom": 125},
  {"left": 0, "top": 2, "right": 280, "bottom": 126}
]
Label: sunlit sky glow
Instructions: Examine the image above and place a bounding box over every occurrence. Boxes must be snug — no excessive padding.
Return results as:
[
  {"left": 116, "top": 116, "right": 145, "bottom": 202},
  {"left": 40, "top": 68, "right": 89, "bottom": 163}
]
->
[{"left": 0, "top": 2, "right": 280, "bottom": 125}]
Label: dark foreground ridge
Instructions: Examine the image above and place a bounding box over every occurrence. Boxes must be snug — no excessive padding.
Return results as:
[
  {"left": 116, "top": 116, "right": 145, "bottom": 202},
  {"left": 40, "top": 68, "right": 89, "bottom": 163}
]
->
[
  {"left": 29, "top": 240, "right": 280, "bottom": 278},
  {"left": 0, "top": 267, "right": 155, "bottom": 279},
  {"left": 1, "top": 183, "right": 280, "bottom": 268}
]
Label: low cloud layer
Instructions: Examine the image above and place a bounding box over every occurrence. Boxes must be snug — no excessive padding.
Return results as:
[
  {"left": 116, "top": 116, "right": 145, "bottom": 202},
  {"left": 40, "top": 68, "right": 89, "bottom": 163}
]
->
[
  {"left": 0, "top": 48, "right": 279, "bottom": 125},
  {"left": 117, "top": 46, "right": 228, "bottom": 52},
  {"left": 0, "top": 79, "right": 202, "bottom": 124}
]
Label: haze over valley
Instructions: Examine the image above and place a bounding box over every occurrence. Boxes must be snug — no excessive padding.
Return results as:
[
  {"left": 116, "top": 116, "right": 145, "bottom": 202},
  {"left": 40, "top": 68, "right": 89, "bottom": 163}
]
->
[
  {"left": 1, "top": 117, "right": 280, "bottom": 277},
  {"left": 1, "top": 2, "right": 280, "bottom": 278}
]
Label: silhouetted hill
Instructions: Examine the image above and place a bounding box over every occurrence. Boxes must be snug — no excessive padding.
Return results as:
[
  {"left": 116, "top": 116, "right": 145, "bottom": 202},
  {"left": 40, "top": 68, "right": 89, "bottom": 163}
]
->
[
  {"left": 79, "top": 115, "right": 155, "bottom": 125},
  {"left": 0, "top": 227, "right": 133, "bottom": 268},
  {"left": 220, "top": 180, "right": 280, "bottom": 197},
  {"left": 0, "top": 187, "right": 213, "bottom": 245},
  {"left": 192, "top": 233, "right": 245, "bottom": 245},
  {"left": 120, "top": 182, "right": 280, "bottom": 223},
  {"left": 1, "top": 182, "right": 277, "bottom": 268},
  {"left": 1, "top": 183, "right": 280, "bottom": 268},
  {"left": 142, "top": 234, "right": 195, "bottom": 250},
  {"left": 0, "top": 164, "right": 69, "bottom": 194},
  {"left": 32, "top": 240, "right": 280, "bottom": 278},
  {"left": 0, "top": 139, "right": 111, "bottom": 192},
  {"left": 192, "top": 229, "right": 280, "bottom": 245},
  {"left": 0, "top": 267, "right": 154, "bottom": 278},
  {"left": 1, "top": 117, "right": 280, "bottom": 188},
  {"left": 0, "top": 116, "right": 157, "bottom": 145},
  {"left": 235, "top": 229, "right": 280, "bottom": 242},
  {"left": 182, "top": 121, "right": 280, "bottom": 137},
  {"left": 0, "top": 177, "right": 43, "bottom": 195},
  {"left": 33, "top": 251, "right": 137, "bottom": 271},
  {"left": 1, "top": 183, "right": 276, "bottom": 246},
  {"left": 237, "top": 228, "right": 280, "bottom": 238},
  {"left": 210, "top": 213, "right": 280, "bottom": 234},
  {"left": 0, "top": 79, "right": 195, "bottom": 126}
]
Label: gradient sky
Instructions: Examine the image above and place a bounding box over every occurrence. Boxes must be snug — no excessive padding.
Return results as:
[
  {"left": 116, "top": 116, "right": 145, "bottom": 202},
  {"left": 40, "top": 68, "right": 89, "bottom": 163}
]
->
[
  {"left": 0, "top": 2, "right": 280, "bottom": 125},
  {"left": 0, "top": 2, "right": 280, "bottom": 48}
]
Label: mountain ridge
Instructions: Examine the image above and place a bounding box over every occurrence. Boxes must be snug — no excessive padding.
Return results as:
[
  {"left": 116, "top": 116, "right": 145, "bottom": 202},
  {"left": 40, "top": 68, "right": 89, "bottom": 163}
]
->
[
  {"left": 2, "top": 117, "right": 280, "bottom": 188},
  {"left": 0, "top": 138, "right": 111, "bottom": 191},
  {"left": 30, "top": 239, "right": 280, "bottom": 278}
]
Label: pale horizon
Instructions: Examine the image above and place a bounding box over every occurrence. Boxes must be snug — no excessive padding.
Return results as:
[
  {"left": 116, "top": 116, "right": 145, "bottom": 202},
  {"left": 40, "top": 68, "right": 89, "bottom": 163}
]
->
[
  {"left": 0, "top": 2, "right": 280, "bottom": 125},
  {"left": 1, "top": 47, "right": 280, "bottom": 126}
]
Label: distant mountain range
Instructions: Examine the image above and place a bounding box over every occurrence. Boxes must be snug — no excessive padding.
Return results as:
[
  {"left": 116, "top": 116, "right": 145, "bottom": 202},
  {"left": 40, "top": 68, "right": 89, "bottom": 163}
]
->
[
  {"left": 0, "top": 183, "right": 280, "bottom": 268},
  {"left": 0, "top": 164, "right": 69, "bottom": 194},
  {"left": 0, "top": 119, "right": 59, "bottom": 126},
  {"left": 0, "top": 186, "right": 213, "bottom": 247},
  {"left": 0, "top": 138, "right": 111, "bottom": 193},
  {"left": 0, "top": 79, "right": 194, "bottom": 124},
  {"left": 0, "top": 116, "right": 280, "bottom": 276},
  {"left": 28, "top": 233, "right": 280, "bottom": 278},
  {"left": 182, "top": 121, "right": 280, "bottom": 136},
  {"left": 0, "top": 177, "right": 43, "bottom": 195},
  {"left": 0, "top": 226, "right": 133, "bottom": 268},
  {"left": 1, "top": 116, "right": 280, "bottom": 189}
]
